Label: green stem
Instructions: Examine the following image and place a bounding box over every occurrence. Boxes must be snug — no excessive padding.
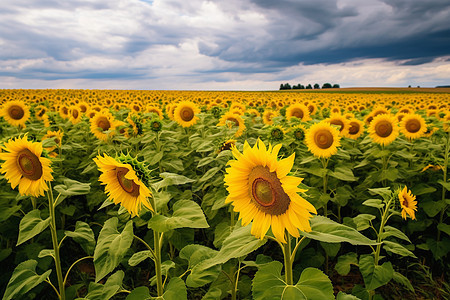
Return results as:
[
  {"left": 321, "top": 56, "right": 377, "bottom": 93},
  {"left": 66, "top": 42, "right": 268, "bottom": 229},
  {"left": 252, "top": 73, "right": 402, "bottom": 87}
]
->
[
  {"left": 233, "top": 262, "right": 242, "bottom": 300},
  {"left": 374, "top": 196, "right": 393, "bottom": 266},
  {"left": 63, "top": 256, "right": 93, "bottom": 286},
  {"left": 321, "top": 158, "right": 329, "bottom": 217},
  {"left": 153, "top": 229, "right": 163, "bottom": 297},
  {"left": 283, "top": 234, "right": 293, "bottom": 285},
  {"left": 438, "top": 131, "right": 450, "bottom": 241},
  {"left": 290, "top": 236, "right": 306, "bottom": 262},
  {"left": 230, "top": 209, "right": 236, "bottom": 227},
  {"left": 47, "top": 182, "right": 65, "bottom": 300}
]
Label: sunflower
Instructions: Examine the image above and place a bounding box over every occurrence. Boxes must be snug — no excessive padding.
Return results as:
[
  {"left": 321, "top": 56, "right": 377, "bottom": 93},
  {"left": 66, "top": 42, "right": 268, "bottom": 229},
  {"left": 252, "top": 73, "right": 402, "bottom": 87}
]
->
[
  {"left": 146, "top": 106, "right": 164, "bottom": 119},
  {"left": 398, "top": 186, "right": 417, "bottom": 220},
  {"left": 400, "top": 114, "right": 426, "bottom": 140},
  {"left": 1, "top": 100, "right": 30, "bottom": 128},
  {"left": 344, "top": 118, "right": 365, "bottom": 140},
  {"left": 90, "top": 111, "right": 118, "bottom": 142},
  {"left": 59, "top": 105, "right": 70, "bottom": 119},
  {"left": 285, "top": 104, "right": 311, "bottom": 122},
  {"left": 218, "top": 139, "right": 236, "bottom": 153},
  {"left": 173, "top": 101, "right": 200, "bottom": 127},
  {"left": 269, "top": 125, "right": 285, "bottom": 141},
  {"left": 290, "top": 124, "right": 306, "bottom": 141},
  {"left": 34, "top": 105, "right": 48, "bottom": 121},
  {"left": 126, "top": 114, "right": 143, "bottom": 136},
  {"left": 77, "top": 101, "right": 90, "bottom": 114},
  {"left": 0, "top": 136, "right": 53, "bottom": 197},
  {"left": 217, "top": 112, "right": 246, "bottom": 137},
  {"left": 69, "top": 106, "right": 82, "bottom": 125},
  {"left": 325, "top": 114, "right": 350, "bottom": 136},
  {"left": 442, "top": 111, "right": 450, "bottom": 132},
  {"left": 224, "top": 139, "right": 316, "bottom": 243},
  {"left": 42, "top": 130, "right": 63, "bottom": 157},
  {"left": 263, "top": 110, "right": 277, "bottom": 125},
  {"left": 149, "top": 118, "right": 163, "bottom": 132},
  {"left": 94, "top": 153, "right": 153, "bottom": 216},
  {"left": 305, "top": 121, "right": 341, "bottom": 158},
  {"left": 368, "top": 114, "right": 399, "bottom": 146}
]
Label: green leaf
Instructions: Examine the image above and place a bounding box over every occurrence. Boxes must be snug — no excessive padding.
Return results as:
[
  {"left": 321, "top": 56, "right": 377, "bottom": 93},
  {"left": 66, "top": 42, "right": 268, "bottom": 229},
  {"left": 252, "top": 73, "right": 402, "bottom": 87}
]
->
[
  {"left": 392, "top": 271, "right": 414, "bottom": 292},
  {"left": 160, "top": 277, "right": 187, "bottom": 300},
  {"left": 149, "top": 151, "right": 164, "bottom": 165},
  {"left": 198, "top": 167, "right": 221, "bottom": 182},
  {"left": 213, "top": 221, "right": 232, "bottom": 248},
  {"left": 17, "top": 209, "right": 51, "bottom": 246},
  {"left": 411, "top": 184, "right": 436, "bottom": 196},
  {"left": 336, "top": 291, "right": 361, "bottom": 300},
  {"left": 85, "top": 270, "right": 124, "bottom": 300},
  {"left": 362, "top": 199, "right": 384, "bottom": 209},
  {"left": 197, "top": 156, "right": 215, "bottom": 168},
  {"left": 426, "top": 238, "right": 450, "bottom": 260},
  {"left": 128, "top": 250, "right": 154, "bottom": 266},
  {"left": 380, "top": 225, "right": 411, "bottom": 243},
  {"left": 300, "top": 216, "right": 378, "bottom": 245},
  {"left": 437, "top": 223, "right": 450, "bottom": 236},
  {"left": 191, "top": 224, "right": 266, "bottom": 283},
  {"left": 93, "top": 218, "right": 134, "bottom": 282},
  {"left": 3, "top": 260, "right": 52, "bottom": 300},
  {"left": 252, "top": 261, "right": 334, "bottom": 300},
  {"left": 437, "top": 179, "right": 450, "bottom": 191},
  {"left": 353, "top": 214, "right": 376, "bottom": 231},
  {"left": 126, "top": 286, "right": 151, "bottom": 300},
  {"left": 54, "top": 178, "right": 90, "bottom": 197},
  {"left": 368, "top": 187, "right": 392, "bottom": 199},
  {"left": 320, "top": 242, "right": 340, "bottom": 258},
  {"left": 359, "top": 255, "right": 394, "bottom": 290},
  {"left": 152, "top": 172, "right": 195, "bottom": 191},
  {"left": 335, "top": 252, "right": 358, "bottom": 276},
  {"left": 383, "top": 240, "right": 417, "bottom": 258},
  {"left": 330, "top": 166, "right": 358, "bottom": 181},
  {"left": 38, "top": 249, "right": 55, "bottom": 259},
  {"left": 65, "top": 221, "right": 96, "bottom": 255},
  {"left": 148, "top": 200, "right": 209, "bottom": 232},
  {"left": 0, "top": 248, "right": 12, "bottom": 262},
  {"left": 179, "top": 244, "right": 220, "bottom": 288},
  {"left": 422, "top": 200, "right": 446, "bottom": 217}
]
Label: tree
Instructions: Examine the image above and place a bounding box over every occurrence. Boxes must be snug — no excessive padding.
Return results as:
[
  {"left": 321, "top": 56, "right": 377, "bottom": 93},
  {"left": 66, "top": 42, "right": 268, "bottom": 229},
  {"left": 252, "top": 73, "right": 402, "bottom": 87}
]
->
[
  {"left": 314, "top": 83, "right": 320, "bottom": 89},
  {"left": 332, "top": 84, "right": 340, "bottom": 88},
  {"left": 306, "top": 84, "right": 312, "bottom": 89},
  {"left": 322, "top": 83, "right": 332, "bottom": 89}
]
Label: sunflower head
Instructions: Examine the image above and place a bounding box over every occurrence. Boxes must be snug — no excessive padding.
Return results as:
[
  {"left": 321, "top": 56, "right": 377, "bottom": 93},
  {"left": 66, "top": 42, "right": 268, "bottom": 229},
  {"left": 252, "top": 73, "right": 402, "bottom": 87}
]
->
[
  {"left": 400, "top": 114, "right": 426, "bottom": 140},
  {"left": 90, "top": 111, "right": 117, "bottom": 142},
  {"left": 368, "top": 114, "right": 399, "bottom": 146},
  {"left": 291, "top": 125, "right": 306, "bottom": 141},
  {"left": 173, "top": 101, "right": 200, "bottom": 127},
  {"left": 149, "top": 118, "right": 163, "bottom": 132},
  {"left": 344, "top": 118, "right": 365, "bottom": 139},
  {"left": 0, "top": 135, "right": 53, "bottom": 197},
  {"left": 269, "top": 126, "right": 285, "bottom": 141},
  {"left": 224, "top": 139, "right": 316, "bottom": 243},
  {"left": 94, "top": 153, "right": 153, "bottom": 216},
  {"left": 398, "top": 186, "right": 417, "bottom": 220},
  {"left": 305, "top": 121, "right": 341, "bottom": 158},
  {"left": 1, "top": 100, "right": 30, "bottom": 128},
  {"left": 286, "top": 104, "right": 311, "bottom": 122},
  {"left": 217, "top": 112, "right": 246, "bottom": 137},
  {"left": 219, "top": 139, "right": 237, "bottom": 153}
]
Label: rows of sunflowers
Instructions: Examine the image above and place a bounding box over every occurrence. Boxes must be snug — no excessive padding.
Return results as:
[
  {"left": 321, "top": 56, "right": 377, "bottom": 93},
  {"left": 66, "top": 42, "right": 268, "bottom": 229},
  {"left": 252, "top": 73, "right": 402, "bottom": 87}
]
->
[{"left": 0, "top": 89, "right": 449, "bottom": 300}]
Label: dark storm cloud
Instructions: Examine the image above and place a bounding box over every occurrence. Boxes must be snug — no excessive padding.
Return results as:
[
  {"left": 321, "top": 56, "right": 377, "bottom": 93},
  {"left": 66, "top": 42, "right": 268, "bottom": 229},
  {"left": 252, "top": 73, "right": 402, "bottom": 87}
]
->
[{"left": 197, "top": 0, "right": 450, "bottom": 66}]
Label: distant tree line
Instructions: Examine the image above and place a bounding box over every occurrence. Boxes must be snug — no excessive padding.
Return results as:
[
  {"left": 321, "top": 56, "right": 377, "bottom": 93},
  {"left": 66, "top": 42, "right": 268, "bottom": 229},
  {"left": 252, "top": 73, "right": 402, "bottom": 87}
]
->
[{"left": 279, "top": 82, "right": 340, "bottom": 90}]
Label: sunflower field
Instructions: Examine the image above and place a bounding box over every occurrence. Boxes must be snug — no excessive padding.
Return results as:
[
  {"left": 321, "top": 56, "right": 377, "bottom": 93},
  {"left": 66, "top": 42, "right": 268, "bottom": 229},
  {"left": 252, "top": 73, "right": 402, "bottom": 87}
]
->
[{"left": 0, "top": 89, "right": 449, "bottom": 300}]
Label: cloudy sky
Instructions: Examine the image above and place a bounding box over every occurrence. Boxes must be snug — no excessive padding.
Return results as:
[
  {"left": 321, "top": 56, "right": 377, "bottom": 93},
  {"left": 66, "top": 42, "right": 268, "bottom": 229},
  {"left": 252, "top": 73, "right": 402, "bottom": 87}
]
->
[{"left": 1, "top": 0, "right": 449, "bottom": 90}]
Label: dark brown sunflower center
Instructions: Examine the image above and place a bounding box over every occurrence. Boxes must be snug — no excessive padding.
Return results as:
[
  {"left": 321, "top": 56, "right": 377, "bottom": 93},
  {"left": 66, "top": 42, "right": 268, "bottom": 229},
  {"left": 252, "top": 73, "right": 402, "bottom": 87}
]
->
[
  {"left": 349, "top": 122, "right": 360, "bottom": 135},
  {"left": 308, "top": 105, "right": 314, "bottom": 113},
  {"left": 79, "top": 105, "right": 87, "bottom": 112},
  {"left": 8, "top": 105, "right": 25, "bottom": 120},
  {"left": 16, "top": 149, "right": 43, "bottom": 180},
  {"left": 180, "top": 107, "right": 194, "bottom": 122},
  {"left": 116, "top": 167, "right": 140, "bottom": 197},
  {"left": 402, "top": 199, "right": 409, "bottom": 207},
  {"left": 375, "top": 120, "right": 393, "bottom": 137},
  {"left": 330, "top": 120, "right": 344, "bottom": 131},
  {"left": 227, "top": 117, "right": 239, "bottom": 126},
  {"left": 38, "top": 109, "right": 46, "bottom": 117},
  {"left": 96, "top": 117, "right": 111, "bottom": 131},
  {"left": 62, "top": 107, "right": 69, "bottom": 114},
  {"left": 291, "top": 108, "right": 304, "bottom": 119},
  {"left": 248, "top": 166, "right": 290, "bottom": 215},
  {"left": 72, "top": 109, "right": 79, "bottom": 119},
  {"left": 314, "top": 129, "right": 334, "bottom": 149},
  {"left": 405, "top": 119, "right": 421, "bottom": 133}
]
